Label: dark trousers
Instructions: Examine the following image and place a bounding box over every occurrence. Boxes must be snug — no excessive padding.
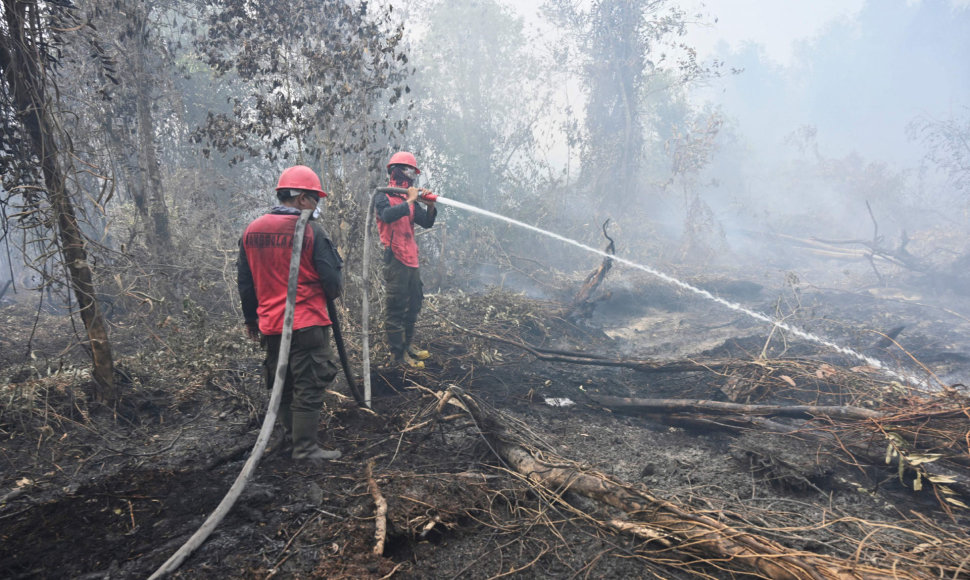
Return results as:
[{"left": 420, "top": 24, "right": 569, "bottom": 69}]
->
[
  {"left": 383, "top": 251, "right": 423, "bottom": 358},
  {"left": 263, "top": 326, "right": 339, "bottom": 412}
]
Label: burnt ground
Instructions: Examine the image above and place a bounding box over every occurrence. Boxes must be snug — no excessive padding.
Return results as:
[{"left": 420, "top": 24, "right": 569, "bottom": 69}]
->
[{"left": 2, "top": 269, "right": 970, "bottom": 579}]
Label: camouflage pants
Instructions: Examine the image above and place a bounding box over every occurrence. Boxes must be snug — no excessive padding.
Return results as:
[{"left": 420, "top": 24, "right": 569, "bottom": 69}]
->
[
  {"left": 263, "top": 325, "right": 339, "bottom": 412},
  {"left": 382, "top": 250, "right": 423, "bottom": 359}
]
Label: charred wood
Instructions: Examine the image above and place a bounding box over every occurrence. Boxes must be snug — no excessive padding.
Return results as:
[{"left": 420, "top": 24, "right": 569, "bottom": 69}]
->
[
  {"left": 588, "top": 395, "right": 970, "bottom": 509},
  {"left": 568, "top": 220, "right": 615, "bottom": 320},
  {"left": 587, "top": 394, "right": 885, "bottom": 420},
  {"left": 366, "top": 458, "right": 388, "bottom": 556},
  {"left": 447, "top": 387, "right": 932, "bottom": 580}
]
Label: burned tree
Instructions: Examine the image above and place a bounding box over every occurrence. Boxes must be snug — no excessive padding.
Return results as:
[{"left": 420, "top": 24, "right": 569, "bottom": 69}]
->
[
  {"left": 581, "top": 0, "right": 648, "bottom": 206},
  {"left": 0, "top": 0, "right": 116, "bottom": 402},
  {"left": 102, "top": 0, "right": 175, "bottom": 260},
  {"left": 192, "top": 0, "right": 411, "bottom": 312},
  {"left": 569, "top": 219, "right": 615, "bottom": 319}
]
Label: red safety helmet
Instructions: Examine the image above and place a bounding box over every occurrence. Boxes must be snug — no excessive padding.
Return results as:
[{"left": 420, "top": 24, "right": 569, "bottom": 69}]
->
[
  {"left": 276, "top": 165, "right": 327, "bottom": 197},
  {"left": 386, "top": 151, "right": 420, "bottom": 174}
]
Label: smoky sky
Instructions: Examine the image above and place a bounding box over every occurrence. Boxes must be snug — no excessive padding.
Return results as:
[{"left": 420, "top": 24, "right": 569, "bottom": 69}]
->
[{"left": 707, "top": 0, "right": 970, "bottom": 166}]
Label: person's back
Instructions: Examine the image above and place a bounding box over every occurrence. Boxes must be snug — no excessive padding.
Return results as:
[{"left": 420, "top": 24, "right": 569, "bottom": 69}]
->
[
  {"left": 237, "top": 165, "right": 344, "bottom": 462},
  {"left": 242, "top": 210, "right": 331, "bottom": 335}
]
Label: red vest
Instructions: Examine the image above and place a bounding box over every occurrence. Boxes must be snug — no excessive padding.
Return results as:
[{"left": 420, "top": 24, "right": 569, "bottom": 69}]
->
[
  {"left": 376, "top": 192, "right": 420, "bottom": 267},
  {"left": 242, "top": 213, "right": 331, "bottom": 335}
]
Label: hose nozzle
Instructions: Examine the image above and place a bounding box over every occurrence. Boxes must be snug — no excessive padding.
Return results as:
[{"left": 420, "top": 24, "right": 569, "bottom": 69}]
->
[{"left": 419, "top": 192, "right": 438, "bottom": 202}]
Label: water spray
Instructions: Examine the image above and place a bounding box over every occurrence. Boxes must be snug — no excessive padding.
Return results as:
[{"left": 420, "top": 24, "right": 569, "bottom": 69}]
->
[{"left": 428, "top": 195, "right": 931, "bottom": 389}]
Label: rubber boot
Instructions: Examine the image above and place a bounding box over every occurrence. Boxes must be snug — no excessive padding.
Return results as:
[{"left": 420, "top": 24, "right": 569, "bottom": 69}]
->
[
  {"left": 291, "top": 410, "right": 341, "bottom": 461},
  {"left": 275, "top": 402, "right": 293, "bottom": 455},
  {"left": 407, "top": 344, "right": 430, "bottom": 361},
  {"left": 401, "top": 352, "right": 425, "bottom": 369}
]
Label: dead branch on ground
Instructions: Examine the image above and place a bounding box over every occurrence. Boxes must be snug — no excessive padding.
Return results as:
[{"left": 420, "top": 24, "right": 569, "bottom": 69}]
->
[
  {"left": 366, "top": 458, "right": 388, "bottom": 556},
  {"left": 452, "top": 324, "right": 881, "bottom": 379},
  {"left": 587, "top": 394, "right": 884, "bottom": 420},
  {"left": 588, "top": 393, "right": 970, "bottom": 508},
  {"left": 441, "top": 386, "right": 941, "bottom": 580}
]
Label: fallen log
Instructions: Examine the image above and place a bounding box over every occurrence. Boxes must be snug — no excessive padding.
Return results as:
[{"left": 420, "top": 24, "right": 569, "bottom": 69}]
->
[
  {"left": 588, "top": 394, "right": 885, "bottom": 420},
  {"left": 447, "top": 387, "right": 932, "bottom": 580}
]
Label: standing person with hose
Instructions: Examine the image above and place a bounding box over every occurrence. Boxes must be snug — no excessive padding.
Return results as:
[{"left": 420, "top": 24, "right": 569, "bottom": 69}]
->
[
  {"left": 238, "top": 165, "right": 344, "bottom": 462},
  {"left": 374, "top": 151, "right": 437, "bottom": 369}
]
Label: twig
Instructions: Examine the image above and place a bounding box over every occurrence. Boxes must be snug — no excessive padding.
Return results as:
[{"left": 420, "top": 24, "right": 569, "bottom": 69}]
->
[
  {"left": 0, "top": 487, "right": 26, "bottom": 504},
  {"left": 266, "top": 513, "right": 321, "bottom": 578},
  {"left": 366, "top": 458, "right": 388, "bottom": 556},
  {"left": 378, "top": 561, "right": 407, "bottom": 579}
]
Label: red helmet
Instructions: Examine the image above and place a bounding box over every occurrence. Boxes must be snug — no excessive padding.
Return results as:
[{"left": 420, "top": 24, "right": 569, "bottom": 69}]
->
[
  {"left": 387, "top": 151, "right": 420, "bottom": 174},
  {"left": 276, "top": 165, "right": 327, "bottom": 197}
]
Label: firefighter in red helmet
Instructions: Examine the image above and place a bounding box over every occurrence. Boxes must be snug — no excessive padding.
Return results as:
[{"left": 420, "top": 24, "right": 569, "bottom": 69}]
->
[
  {"left": 374, "top": 151, "right": 437, "bottom": 368},
  {"left": 238, "top": 165, "right": 344, "bottom": 462}
]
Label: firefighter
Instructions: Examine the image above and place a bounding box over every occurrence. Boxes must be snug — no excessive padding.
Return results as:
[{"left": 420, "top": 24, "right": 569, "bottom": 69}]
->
[
  {"left": 374, "top": 151, "right": 437, "bottom": 368},
  {"left": 238, "top": 165, "right": 344, "bottom": 461}
]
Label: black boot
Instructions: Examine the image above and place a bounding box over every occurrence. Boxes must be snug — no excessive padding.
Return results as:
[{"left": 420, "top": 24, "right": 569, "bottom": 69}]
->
[
  {"left": 291, "top": 410, "right": 341, "bottom": 461},
  {"left": 274, "top": 402, "right": 293, "bottom": 455}
]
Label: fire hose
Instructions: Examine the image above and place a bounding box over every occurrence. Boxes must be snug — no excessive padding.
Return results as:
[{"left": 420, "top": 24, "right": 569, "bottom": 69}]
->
[{"left": 327, "top": 297, "right": 365, "bottom": 406}]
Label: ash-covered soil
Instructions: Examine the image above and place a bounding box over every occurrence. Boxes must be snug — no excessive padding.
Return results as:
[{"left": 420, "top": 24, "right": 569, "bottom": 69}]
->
[{"left": 2, "top": 271, "right": 969, "bottom": 579}]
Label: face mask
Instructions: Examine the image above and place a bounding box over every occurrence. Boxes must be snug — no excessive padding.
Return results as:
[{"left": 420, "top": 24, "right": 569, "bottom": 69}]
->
[
  {"left": 403, "top": 167, "right": 418, "bottom": 183},
  {"left": 311, "top": 207, "right": 321, "bottom": 221}
]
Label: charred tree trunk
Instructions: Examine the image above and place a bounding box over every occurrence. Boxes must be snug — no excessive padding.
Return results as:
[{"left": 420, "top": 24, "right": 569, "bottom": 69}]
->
[
  {"left": 1, "top": 0, "right": 117, "bottom": 403},
  {"left": 569, "top": 220, "right": 614, "bottom": 319},
  {"left": 129, "top": 4, "right": 172, "bottom": 258}
]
